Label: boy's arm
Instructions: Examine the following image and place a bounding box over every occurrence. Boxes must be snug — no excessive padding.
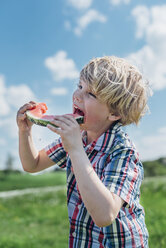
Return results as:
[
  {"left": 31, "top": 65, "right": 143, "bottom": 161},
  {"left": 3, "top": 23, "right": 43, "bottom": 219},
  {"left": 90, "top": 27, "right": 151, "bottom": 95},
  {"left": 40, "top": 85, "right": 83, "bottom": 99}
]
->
[
  {"left": 47, "top": 115, "right": 124, "bottom": 227},
  {"left": 19, "top": 130, "right": 54, "bottom": 173},
  {"left": 17, "top": 102, "right": 54, "bottom": 173},
  {"left": 69, "top": 148, "right": 124, "bottom": 227}
]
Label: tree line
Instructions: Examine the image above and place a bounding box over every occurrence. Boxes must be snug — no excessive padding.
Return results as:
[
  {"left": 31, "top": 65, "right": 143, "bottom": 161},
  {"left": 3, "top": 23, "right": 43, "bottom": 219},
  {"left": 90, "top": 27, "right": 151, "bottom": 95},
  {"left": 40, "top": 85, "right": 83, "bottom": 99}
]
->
[{"left": 1, "top": 153, "right": 166, "bottom": 177}]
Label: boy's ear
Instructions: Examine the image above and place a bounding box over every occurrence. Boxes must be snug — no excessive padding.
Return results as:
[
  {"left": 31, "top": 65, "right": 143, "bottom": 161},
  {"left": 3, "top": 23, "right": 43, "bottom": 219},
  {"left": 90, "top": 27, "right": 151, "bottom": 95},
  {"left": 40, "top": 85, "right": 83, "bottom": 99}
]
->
[{"left": 108, "top": 113, "right": 121, "bottom": 122}]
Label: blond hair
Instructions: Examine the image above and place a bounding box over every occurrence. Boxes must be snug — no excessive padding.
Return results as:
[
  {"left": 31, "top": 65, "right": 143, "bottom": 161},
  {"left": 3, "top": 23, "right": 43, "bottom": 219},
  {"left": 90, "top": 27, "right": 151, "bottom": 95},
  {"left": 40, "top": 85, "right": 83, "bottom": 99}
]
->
[{"left": 80, "top": 56, "right": 152, "bottom": 125}]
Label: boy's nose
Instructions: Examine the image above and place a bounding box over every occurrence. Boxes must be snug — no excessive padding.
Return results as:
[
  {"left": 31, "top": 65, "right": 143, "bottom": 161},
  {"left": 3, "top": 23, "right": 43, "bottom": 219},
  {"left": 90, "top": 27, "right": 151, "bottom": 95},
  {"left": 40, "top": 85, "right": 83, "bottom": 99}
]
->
[
  {"left": 73, "top": 91, "right": 83, "bottom": 103},
  {"left": 73, "top": 95, "right": 82, "bottom": 103}
]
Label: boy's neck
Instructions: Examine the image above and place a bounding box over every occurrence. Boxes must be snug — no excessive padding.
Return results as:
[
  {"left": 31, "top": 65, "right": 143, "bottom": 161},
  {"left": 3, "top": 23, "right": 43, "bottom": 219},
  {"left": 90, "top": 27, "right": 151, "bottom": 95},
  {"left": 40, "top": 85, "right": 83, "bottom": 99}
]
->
[
  {"left": 85, "top": 120, "right": 119, "bottom": 144},
  {"left": 86, "top": 128, "right": 108, "bottom": 145}
]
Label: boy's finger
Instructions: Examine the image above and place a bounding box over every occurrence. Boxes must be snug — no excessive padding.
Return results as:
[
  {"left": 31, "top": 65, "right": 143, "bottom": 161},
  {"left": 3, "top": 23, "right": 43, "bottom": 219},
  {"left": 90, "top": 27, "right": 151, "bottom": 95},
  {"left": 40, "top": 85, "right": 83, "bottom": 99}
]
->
[
  {"left": 47, "top": 124, "right": 62, "bottom": 135},
  {"left": 19, "top": 113, "right": 26, "bottom": 120},
  {"left": 53, "top": 116, "right": 73, "bottom": 126},
  {"left": 49, "top": 119, "right": 70, "bottom": 130},
  {"left": 54, "top": 115, "right": 77, "bottom": 125},
  {"left": 18, "top": 103, "right": 36, "bottom": 114},
  {"left": 29, "top": 101, "right": 37, "bottom": 105}
]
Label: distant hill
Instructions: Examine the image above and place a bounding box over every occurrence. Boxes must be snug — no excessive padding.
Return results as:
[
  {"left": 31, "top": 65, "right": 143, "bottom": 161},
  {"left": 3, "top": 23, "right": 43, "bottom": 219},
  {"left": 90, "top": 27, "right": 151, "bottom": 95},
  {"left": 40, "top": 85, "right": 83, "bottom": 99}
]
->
[
  {"left": 1, "top": 157, "right": 166, "bottom": 178},
  {"left": 143, "top": 157, "right": 166, "bottom": 177}
]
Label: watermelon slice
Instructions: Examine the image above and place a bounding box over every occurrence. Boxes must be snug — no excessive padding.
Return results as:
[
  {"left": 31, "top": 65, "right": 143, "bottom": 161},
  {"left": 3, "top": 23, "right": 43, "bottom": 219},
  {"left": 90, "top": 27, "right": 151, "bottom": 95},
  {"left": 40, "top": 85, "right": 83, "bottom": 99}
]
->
[{"left": 26, "top": 103, "right": 84, "bottom": 127}]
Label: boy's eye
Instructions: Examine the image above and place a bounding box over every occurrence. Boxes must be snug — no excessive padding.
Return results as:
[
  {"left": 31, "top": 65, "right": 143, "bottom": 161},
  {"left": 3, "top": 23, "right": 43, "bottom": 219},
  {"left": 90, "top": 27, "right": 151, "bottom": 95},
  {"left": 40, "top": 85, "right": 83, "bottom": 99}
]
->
[
  {"left": 88, "top": 92, "right": 96, "bottom": 98},
  {"left": 77, "top": 84, "right": 82, "bottom": 89}
]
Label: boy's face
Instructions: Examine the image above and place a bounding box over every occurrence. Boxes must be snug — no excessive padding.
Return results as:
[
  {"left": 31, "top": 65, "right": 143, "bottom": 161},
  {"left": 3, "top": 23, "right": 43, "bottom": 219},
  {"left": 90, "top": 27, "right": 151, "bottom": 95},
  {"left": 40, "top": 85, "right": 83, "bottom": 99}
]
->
[{"left": 72, "top": 80, "right": 113, "bottom": 134}]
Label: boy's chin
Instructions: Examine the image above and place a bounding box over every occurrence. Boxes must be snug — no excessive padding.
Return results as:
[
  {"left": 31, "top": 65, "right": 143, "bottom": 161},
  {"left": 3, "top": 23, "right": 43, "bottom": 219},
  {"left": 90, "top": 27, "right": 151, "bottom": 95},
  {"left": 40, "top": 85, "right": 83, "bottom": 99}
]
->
[{"left": 80, "top": 123, "right": 86, "bottom": 131}]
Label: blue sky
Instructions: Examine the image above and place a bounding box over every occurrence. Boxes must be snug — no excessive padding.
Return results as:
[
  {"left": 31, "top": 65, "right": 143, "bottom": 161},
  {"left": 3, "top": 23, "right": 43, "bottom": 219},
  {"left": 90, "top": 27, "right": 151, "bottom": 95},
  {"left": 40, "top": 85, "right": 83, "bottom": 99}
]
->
[{"left": 0, "top": 0, "right": 166, "bottom": 170}]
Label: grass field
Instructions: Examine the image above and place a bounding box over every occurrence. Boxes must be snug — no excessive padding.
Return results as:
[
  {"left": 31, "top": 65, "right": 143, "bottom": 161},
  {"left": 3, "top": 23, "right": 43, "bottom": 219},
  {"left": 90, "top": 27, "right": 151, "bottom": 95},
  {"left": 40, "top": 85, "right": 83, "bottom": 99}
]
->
[
  {"left": 0, "top": 171, "right": 66, "bottom": 192},
  {"left": 0, "top": 171, "right": 165, "bottom": 247},
  {"left": 140, "top": 177, "right": 166, "bottom": 247}
]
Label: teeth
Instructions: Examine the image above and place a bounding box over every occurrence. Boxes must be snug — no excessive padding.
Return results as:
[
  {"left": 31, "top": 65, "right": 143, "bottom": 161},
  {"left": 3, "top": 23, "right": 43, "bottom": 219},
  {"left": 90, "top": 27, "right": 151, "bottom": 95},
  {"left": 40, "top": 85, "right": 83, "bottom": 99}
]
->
[
  {"left": 74, "top": 106, "right": 84, "bottom": 116},
  {"left": 74, "top": 106, "right": 80, "bottom": 111}
]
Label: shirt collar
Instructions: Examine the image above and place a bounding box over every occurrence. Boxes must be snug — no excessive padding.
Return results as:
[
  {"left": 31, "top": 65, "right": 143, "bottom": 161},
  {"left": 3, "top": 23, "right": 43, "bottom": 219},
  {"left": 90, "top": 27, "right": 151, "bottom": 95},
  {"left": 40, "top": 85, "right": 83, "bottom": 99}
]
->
[{"left": 82, "top": 121, "right": 122, "bottom": 154}]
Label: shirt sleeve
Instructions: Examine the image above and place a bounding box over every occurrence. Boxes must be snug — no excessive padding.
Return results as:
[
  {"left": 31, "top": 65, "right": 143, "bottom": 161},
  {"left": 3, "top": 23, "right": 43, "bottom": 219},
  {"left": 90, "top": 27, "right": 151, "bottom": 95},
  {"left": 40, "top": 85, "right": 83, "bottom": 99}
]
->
[
  {"left": 45, "top": 137, "right": 67, "bottom": 169},
  {"left": 102, "top": 147, "right": 143, "bottom": 207}
]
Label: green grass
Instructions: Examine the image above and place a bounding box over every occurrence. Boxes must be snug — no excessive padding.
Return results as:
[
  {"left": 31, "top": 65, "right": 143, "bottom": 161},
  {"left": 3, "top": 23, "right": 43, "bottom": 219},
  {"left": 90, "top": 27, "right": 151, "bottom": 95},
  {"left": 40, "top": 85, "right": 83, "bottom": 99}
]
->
[
  {"left": 141, "top": 178, "right": 166, "bottom": 248},
  {"left": 0, "top": 172, "right": 165, "bottom": 247},
  {"left": 0, "top": 189, "right": 69, "bottom": 248},
  {"left": 0, "top": 171, "right": 66, "bottom": 191}
]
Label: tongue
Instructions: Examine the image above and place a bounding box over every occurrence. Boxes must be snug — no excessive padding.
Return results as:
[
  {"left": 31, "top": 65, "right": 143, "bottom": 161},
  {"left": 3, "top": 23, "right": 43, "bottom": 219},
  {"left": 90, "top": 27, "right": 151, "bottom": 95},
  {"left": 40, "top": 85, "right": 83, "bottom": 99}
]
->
[{"left": 74, "top": 108, "right": 84, "bottom": 116}]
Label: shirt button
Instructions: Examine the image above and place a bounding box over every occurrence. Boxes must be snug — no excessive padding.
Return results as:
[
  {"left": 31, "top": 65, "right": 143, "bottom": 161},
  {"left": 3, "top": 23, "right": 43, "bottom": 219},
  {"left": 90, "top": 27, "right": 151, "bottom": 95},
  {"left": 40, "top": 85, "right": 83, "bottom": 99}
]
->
[
  {"left": 72, "top": 232, "right": 76, "bottom": 238},
  {"left": 78, "top": 204, "right": 81, "bottom": 210}
]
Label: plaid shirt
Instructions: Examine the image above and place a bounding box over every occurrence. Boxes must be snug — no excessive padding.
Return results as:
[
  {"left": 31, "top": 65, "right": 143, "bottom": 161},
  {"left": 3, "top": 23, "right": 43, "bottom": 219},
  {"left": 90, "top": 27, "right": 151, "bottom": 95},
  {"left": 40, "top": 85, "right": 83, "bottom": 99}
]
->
[{"left": 45, "top": 122, "right": 149, "bottom": 248}]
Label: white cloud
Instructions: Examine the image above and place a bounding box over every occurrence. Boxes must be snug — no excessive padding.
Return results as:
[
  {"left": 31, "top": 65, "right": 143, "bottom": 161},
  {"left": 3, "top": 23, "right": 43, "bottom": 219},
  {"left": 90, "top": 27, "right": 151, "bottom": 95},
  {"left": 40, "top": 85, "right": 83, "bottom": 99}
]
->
[
  {"left": 0, "top": 75, "right": 6, "bottom": 94},
  {"left": 131, "top": 6, "right": 150, "bottom": 39},
  {"left": 158, "top": 126, "right": 166, "bottom": 135},
  {"left": 127, "top": 126, "right": 166, "bottom": 161},
  {"left": 64, "top": 20, "right": 72, "bottom": 31},
  {"left": 127, "top": 5, "right": 166, "bottom": 91},
  {"left": 51, "top": 87, "right": 68, "bottom": 96},
  {"left": 68, "top": 0, "right": 93, "bottom": 10},
  {"left": 0, "top": 138, "right": 6, "bottom": 146},
  {"left": 0, "top": 117, "right": 18, "bottom": 138},
  {"left": 0, "top": 95, "right": 10, "bottom": 116},
  {"left": 74, "top": 9, "right": 107, "bottom": 36},
  {"left": 45, "top": 51, "right": 79, "bottom": 82},
  {"left": 7, "top": 85, "right": 36, "bottom": 108},
  {"left": 0, "top": 75, "right": 10, "bottom": 115},
  {"left": 0, "top": 76, "right": 60, "bottom": 170},
  {"left": 0, "top": 75, "right": 36, "bottom": 140},
  {"left": 140, "top": 129, "right": 166, "bottom": 161},
  {"left": 110, "top": 0, "right": 131, "bottom": 6},
  {"left": 0, "top": 75, "right": 35, "bottom": 116}
]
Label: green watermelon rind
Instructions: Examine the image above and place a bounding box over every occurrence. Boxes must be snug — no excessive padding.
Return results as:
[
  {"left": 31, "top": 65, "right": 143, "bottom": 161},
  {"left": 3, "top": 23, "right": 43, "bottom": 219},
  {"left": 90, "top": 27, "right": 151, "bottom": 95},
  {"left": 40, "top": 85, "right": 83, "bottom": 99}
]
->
[{"left": 26, "top": 111, "right": 84, "bottom": 128}]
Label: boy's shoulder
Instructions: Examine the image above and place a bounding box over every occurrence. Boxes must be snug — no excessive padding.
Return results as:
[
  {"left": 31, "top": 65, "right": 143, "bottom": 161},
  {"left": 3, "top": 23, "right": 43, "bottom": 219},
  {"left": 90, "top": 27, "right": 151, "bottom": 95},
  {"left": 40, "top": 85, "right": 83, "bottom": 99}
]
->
[{"left": 108, "top": 122, "right": 139, "bottom": 158}]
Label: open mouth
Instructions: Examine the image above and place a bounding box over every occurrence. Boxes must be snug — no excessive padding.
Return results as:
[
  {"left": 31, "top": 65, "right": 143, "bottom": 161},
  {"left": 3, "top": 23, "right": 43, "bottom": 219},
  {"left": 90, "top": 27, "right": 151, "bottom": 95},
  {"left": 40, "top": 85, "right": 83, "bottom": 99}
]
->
[{"left": 73, "top": 106, "right": 85, "bottom": 117}]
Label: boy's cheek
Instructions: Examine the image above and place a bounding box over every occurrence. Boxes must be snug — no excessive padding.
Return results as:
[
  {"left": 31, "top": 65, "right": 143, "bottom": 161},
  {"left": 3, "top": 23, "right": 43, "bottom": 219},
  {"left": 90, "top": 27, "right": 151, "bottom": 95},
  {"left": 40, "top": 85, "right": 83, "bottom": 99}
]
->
[{"left": 86, "top": 113, "right": 100, "bottom": 123}]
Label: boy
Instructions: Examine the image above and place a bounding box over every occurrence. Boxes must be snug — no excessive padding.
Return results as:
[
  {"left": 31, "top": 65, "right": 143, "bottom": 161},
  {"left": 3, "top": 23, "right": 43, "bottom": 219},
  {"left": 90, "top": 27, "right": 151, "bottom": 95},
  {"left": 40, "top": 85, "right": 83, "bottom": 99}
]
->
[{"left": 17, "top": 56, "right": 150, "bottom": 247}]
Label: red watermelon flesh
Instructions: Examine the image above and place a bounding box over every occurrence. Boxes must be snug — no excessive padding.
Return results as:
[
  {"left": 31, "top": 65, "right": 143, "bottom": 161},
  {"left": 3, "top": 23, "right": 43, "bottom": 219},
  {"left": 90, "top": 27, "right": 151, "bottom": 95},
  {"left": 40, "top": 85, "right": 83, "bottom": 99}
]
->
[{"left": 26, "top": 103, "right": 84, "bottom": 127}]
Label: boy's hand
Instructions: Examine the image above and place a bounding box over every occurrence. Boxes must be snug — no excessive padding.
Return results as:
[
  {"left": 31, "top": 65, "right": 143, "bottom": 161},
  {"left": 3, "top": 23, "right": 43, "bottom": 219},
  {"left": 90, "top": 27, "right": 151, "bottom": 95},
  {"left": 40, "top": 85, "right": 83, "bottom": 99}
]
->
[
  {"left": 16, "top": 101, "right": 37, "bottom": 132},
  {"left": 47, "top": 115, "right": 83, "bottom": 153}
]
